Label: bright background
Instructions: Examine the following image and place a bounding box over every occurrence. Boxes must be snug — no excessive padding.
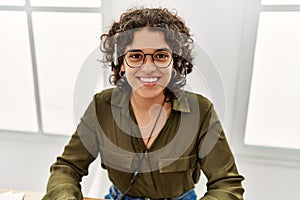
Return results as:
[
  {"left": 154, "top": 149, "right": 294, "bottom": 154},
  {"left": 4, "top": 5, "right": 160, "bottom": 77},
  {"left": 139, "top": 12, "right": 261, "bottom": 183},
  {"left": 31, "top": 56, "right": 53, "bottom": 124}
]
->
[{"left": 1, "top": 0, "right": 300, "bottom": 199}]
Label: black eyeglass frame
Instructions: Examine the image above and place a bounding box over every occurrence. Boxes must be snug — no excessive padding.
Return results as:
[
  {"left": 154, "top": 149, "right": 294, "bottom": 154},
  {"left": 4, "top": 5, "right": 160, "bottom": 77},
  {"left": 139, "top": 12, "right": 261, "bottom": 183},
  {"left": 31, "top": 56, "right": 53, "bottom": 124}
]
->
[{"left": 123, "top": 48, "right": 173, "bottom": 68}]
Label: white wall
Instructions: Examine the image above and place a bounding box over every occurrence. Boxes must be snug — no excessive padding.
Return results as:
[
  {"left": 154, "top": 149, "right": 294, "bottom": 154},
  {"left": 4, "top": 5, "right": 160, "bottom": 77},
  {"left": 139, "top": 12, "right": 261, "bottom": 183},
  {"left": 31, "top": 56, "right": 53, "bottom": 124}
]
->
[
  {"left": 0, "top": 133, "right": 69, "bottom": 192},
  {"left": 1, "top": 0, "right": 300, "bottom": 199}
]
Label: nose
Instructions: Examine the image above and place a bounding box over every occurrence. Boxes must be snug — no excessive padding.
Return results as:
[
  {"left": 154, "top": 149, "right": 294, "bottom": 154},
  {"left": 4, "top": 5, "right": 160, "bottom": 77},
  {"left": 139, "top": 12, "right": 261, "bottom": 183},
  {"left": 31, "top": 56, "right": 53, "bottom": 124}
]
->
[
  {"left": 143, "top": 54, "right": 155, "bottom": 64},
  {"left": 141, "top": 55, "right": 156, "bottom": 73}
]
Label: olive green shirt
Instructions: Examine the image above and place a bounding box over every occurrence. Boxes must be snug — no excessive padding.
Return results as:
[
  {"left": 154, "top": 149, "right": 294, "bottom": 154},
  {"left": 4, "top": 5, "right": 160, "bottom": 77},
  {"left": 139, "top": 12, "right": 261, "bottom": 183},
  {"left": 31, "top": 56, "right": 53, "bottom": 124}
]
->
[{"left": 42, "top": 88, "right": 244, "bottom": 200}]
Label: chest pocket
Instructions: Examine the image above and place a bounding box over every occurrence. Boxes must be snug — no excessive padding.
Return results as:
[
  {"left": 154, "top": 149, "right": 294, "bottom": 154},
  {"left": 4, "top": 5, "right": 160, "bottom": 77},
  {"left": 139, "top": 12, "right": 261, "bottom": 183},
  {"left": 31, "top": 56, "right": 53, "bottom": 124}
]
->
[
  {"left": 100, "top": 147, "right": 133, "bottom": 172},
  {"left": 158, "top": 154, "right": 198, "bottom": 173}
]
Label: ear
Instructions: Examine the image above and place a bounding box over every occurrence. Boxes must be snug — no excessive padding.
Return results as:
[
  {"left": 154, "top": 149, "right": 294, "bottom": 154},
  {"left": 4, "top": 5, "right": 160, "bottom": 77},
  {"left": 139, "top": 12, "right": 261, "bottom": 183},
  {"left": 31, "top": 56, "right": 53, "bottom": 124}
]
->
[{"left": 121, "top": 64, "right": 125, "bottom": 72}]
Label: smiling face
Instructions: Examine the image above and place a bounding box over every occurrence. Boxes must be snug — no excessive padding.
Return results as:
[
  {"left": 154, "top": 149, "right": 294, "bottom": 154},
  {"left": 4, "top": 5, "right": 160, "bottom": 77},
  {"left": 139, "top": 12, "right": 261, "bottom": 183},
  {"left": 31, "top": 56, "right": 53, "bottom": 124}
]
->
[{"left": 121, "top": 28, "right": 173, "bottom": 100}]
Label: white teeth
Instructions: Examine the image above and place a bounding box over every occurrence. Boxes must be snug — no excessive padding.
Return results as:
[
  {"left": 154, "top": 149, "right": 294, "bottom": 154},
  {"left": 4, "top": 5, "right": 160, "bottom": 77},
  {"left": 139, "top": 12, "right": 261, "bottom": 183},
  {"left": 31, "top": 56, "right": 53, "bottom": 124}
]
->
[{"left": 139, "top": 77, "right": 158, "bottom": 83}]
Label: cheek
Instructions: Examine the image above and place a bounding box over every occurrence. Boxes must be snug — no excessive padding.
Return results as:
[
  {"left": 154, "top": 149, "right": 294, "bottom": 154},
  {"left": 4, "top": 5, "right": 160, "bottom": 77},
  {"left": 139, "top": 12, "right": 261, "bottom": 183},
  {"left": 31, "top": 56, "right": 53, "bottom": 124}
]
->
[
  {"left": 159, "top": 69, "right": 173, "bottom": 87},
  {"left": 124, "top": 69, "right": 138, "bottom": 87},
  {"left": 166, "top": 69, "right": 173, "bottom": 80}
]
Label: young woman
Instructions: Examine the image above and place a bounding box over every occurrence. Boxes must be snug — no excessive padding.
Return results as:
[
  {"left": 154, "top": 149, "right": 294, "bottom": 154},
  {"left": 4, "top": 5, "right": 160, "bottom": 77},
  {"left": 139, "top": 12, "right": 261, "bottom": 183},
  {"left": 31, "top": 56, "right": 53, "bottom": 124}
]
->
[{"left": 42, "top": 7, "right": 245, "bottom": 200}]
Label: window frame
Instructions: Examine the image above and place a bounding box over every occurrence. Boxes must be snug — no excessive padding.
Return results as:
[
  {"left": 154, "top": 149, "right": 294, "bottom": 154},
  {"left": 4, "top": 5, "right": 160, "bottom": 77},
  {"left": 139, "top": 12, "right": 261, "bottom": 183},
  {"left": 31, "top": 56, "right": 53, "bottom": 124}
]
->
[
  {"left": 232, "top": 0, "right": 300, "bottom": 166},
  {"left": 0, "top": 0, "right": 103, "bottom": 136}
]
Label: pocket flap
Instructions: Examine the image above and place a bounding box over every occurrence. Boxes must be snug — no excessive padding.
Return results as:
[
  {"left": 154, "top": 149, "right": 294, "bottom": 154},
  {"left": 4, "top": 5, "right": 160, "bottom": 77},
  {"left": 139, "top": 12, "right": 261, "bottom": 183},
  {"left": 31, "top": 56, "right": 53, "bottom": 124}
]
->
[
  {"left": 100, "top": 147, "right": 133, "bottom": 171},
  {"left": 159, "top": 154, "right": 198, "bottom": 173}
]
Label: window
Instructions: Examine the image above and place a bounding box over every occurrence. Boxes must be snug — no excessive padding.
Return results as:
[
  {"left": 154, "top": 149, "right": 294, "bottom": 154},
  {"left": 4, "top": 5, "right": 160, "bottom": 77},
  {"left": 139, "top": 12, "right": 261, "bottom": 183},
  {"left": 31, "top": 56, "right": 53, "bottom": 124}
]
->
[
  {"left": 234, "top": 0, "right": 300, "bottom": 162},
  {"left": 0, "top": 0, "right": 24, "bottom": 6},
  {"left": 262, "top": 0, "right": 300, "bottom": 5},
  {"left": 244, "top": 12, "right": 300, "bottom": 150},
  {"left": 0, "top": 11, "right": 37, "bottom": 132},
  {"left": 30, "top": 0, "right": 101, "bottom": 7},
  {"left": 0, "top": 1, "right": 103, "bottom": 135}
]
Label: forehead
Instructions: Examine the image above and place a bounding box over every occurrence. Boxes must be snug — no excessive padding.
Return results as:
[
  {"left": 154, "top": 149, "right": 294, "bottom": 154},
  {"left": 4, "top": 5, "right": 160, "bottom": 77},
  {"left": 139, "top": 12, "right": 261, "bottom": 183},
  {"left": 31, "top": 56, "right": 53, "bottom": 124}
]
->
[{"left": 125, "top": 28, "right": 169, "bottom": 50}]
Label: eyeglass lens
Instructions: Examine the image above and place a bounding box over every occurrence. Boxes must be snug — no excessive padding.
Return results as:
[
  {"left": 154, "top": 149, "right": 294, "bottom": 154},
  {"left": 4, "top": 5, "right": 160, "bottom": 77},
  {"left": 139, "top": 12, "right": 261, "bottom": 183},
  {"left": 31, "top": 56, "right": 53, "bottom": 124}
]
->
[{"left": 124, "top": 49, "right": 173, "bottom": 68}]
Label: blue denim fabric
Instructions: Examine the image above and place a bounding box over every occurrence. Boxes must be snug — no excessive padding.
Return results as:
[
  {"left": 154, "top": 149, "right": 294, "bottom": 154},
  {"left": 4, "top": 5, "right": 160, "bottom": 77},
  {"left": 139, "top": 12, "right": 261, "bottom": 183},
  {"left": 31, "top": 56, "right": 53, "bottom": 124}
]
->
[{"left": 104, "top": 185, "right": 197, "bottom": 200}]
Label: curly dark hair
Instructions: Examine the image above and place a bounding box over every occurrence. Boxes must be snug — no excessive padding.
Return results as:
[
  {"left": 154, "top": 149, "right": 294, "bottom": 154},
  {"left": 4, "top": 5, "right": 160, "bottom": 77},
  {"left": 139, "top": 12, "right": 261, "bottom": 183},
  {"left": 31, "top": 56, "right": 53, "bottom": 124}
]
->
[{"left": 100, "top": 7, "right": 194, "bottom": 100}]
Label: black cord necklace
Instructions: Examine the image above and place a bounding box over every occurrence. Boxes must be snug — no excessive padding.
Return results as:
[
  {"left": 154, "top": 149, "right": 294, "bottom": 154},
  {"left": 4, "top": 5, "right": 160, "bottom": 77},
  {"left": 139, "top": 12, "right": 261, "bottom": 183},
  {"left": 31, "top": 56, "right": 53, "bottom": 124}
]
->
[{"left": 118, "top": 100, "right": 166, "bottom": 200}]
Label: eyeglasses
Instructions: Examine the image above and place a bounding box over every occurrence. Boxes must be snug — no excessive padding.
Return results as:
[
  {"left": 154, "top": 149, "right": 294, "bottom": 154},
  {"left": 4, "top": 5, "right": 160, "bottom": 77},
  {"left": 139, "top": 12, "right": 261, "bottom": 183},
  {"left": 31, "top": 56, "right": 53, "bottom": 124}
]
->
[{"left": 123, "top": 48, "right": 173, "bottom": 68}]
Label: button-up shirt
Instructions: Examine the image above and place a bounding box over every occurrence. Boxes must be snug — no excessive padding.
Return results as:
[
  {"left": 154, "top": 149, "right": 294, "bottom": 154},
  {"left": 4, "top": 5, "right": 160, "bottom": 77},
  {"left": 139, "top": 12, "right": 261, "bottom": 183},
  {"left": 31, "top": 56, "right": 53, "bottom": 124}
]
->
[{"left": 42, "top": 88, "right": 244, "bottom": 200}]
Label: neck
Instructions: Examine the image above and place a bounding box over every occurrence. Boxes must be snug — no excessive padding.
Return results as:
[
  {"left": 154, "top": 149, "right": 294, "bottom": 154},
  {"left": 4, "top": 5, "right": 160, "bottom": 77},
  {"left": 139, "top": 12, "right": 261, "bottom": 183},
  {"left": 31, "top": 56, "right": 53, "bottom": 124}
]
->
[{"left": 130, "top": 92, "right": 165, "bottom": 111}]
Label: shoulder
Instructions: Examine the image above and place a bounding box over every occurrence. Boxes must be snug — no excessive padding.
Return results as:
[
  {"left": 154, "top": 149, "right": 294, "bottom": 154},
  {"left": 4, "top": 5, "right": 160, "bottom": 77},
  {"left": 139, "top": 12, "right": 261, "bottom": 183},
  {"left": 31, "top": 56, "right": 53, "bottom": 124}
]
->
[
  {"left": 94, "top": 88, "right": 114, "bottom": 102},
  {"left": 183, "top": 90, "right": 213, "bottom": 110},
  {"left": 92, "top": 88, "right": 114, "bottom": 110},
  {"left": 94, "top": 87, "right": 130, "bottom": 109}
]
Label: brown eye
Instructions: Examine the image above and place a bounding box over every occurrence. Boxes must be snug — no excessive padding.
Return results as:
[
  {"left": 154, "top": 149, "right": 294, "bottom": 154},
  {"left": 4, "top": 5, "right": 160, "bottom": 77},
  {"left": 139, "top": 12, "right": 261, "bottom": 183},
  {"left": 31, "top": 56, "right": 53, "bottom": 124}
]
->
[
  {"left": 127, "top": 52, "right": 144, "bottom": 61},
  {"left": 153, "top": 51, "right": 172, "bottom": 62},
  {"left": 153, "top": 51, "right": 171, "bottom": 61}
]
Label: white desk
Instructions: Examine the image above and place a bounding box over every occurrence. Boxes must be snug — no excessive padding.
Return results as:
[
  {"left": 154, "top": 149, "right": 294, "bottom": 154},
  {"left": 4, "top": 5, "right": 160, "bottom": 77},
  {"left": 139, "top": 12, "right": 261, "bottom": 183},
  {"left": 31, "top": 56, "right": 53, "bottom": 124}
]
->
[
  {"left": 0, "top": 189, "right": 44, "bottom": 200},
  {"left": 0, "top": 189, "right": 103, "bottom": 200}
]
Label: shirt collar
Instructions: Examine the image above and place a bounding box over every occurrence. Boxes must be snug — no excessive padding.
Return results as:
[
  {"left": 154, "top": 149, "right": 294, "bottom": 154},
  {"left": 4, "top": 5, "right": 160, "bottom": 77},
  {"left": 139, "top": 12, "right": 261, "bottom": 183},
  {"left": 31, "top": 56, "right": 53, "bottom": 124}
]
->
[
  {"left": 172, "top": 92, "right": 191, "bottom": 113},
  {"left": 106, "top": 88, "right": 191, "bottom": 113}
]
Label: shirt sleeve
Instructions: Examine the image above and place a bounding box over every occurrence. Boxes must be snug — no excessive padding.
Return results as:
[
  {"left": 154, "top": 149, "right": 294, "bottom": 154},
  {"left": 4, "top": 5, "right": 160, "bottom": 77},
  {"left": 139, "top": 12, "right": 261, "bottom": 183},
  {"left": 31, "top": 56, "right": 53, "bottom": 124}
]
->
[
  {"left": 198, "top": 105, "right": 245, "bottom": 200},
  {"left": 42, "top": 97, "right": 100, "bottom": 200}
]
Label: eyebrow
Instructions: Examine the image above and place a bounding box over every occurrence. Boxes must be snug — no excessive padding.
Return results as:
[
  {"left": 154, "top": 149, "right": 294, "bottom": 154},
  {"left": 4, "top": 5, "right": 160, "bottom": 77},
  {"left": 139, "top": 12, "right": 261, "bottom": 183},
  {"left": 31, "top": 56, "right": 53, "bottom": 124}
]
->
[{"left": 125, "top": 48, "right": 172, "bottom": 53}]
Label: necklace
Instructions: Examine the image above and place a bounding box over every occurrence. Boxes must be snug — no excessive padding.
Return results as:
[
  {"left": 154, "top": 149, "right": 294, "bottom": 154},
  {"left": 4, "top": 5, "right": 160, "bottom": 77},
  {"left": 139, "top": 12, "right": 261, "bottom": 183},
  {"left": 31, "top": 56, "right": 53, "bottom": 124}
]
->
[{"left": 119, "top": 100, "right": 166, "bottom": 200}]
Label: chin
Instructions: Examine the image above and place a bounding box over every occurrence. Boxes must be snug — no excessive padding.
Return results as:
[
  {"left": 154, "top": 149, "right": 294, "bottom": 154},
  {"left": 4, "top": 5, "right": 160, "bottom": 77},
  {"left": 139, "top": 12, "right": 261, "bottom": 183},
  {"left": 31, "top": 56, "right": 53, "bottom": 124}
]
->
[{"left": 133, "top": 87, "right": 165, "bottom": 99}]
